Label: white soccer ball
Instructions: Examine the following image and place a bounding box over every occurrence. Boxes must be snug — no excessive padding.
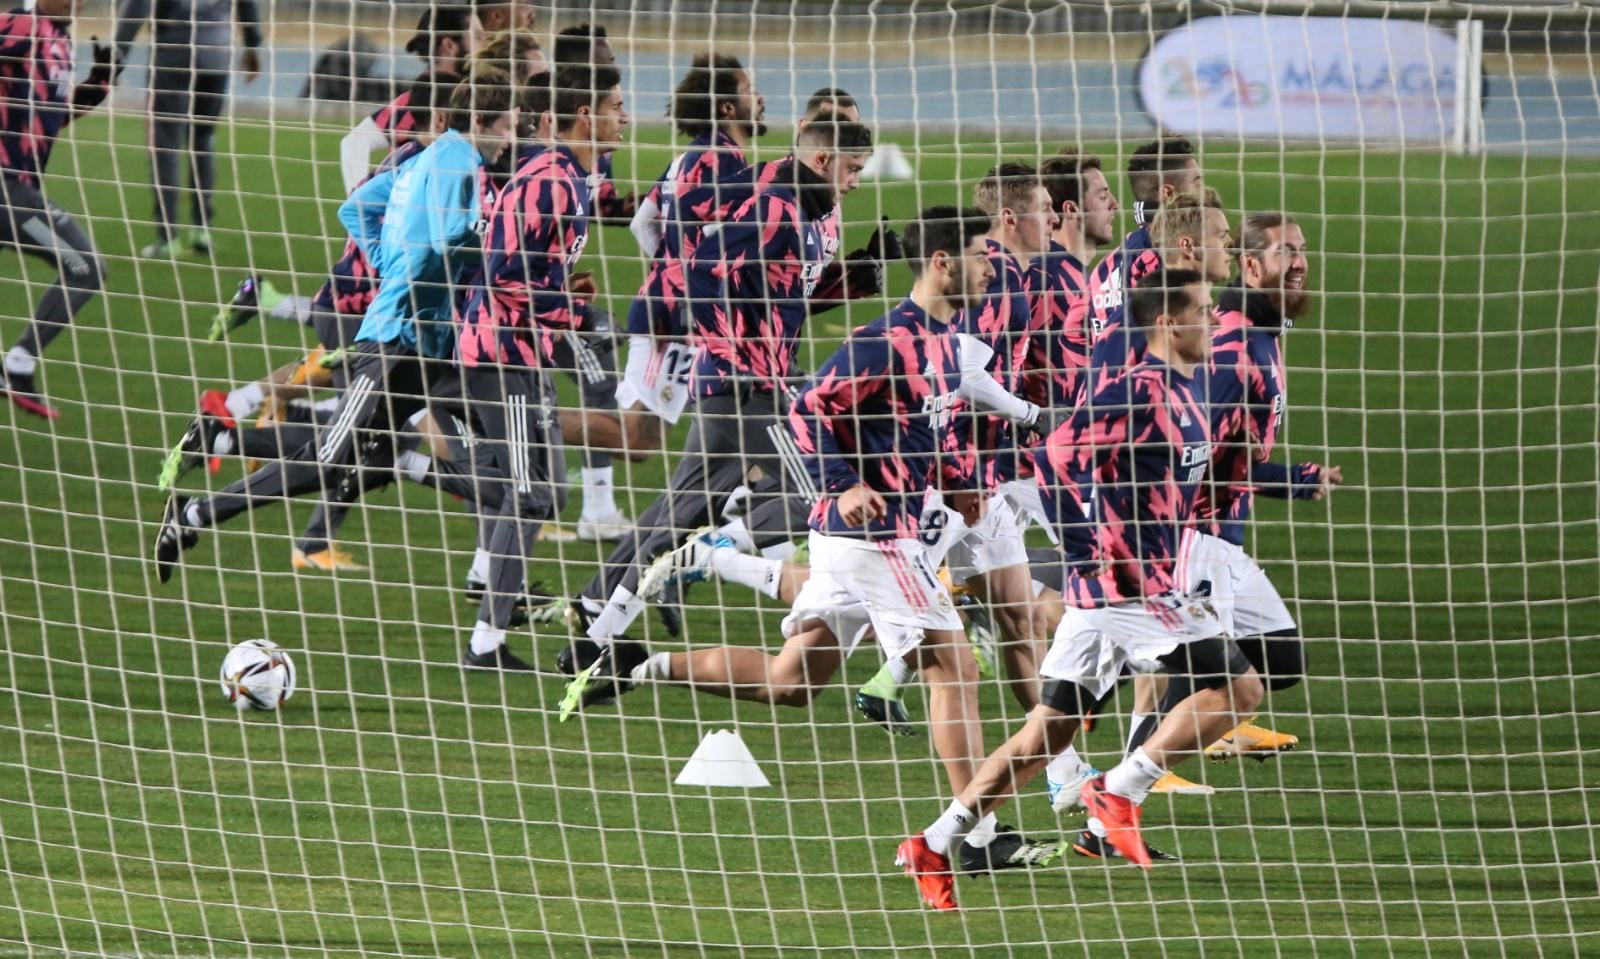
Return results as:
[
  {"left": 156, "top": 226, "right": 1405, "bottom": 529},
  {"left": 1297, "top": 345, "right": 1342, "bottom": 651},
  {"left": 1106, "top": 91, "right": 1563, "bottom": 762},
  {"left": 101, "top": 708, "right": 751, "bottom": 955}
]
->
[{"left": 219, "top": 639, "right": 296, "bottom": 712}]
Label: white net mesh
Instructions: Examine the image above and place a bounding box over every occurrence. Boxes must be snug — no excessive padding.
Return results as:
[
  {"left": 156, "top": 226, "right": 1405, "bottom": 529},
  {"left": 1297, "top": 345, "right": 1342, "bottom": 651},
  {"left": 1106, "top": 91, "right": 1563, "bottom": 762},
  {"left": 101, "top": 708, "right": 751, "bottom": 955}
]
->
[{"left": 2, "top": 1, "right": 1597, "bottom": 955}]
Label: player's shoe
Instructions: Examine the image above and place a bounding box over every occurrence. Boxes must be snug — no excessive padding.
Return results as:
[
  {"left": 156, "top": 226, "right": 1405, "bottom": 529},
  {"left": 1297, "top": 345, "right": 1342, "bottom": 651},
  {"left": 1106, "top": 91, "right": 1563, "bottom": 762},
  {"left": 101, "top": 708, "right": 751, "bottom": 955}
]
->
[
  {"left": 1151, "top": 770, "right": 1215, "bottom": 795},
  {"left": 152, "top": 494, "right": 199, "bottom": 584},
  {"left": 854, "top": 690, "right": 918, "bottom": 737},
  {"left": 558, "top": 637, "right": 649, "bottom": 721},
  {"left": 460, "top": 645, "right": 535, "bottom": 672},
  {"left": 182, "top": 227, "right": 213, "bottom": 256},
  {"left": 854, "top": 664, "right": 919, "bottom": 737},
  {"left": 208, "top": 274, "right": 282, "bottom": 341},
  {"left": 575, "top": 510, "right": 633, "bottom": 542},
  {"left": 1079, "top": 776, "right": 1151, "bottom": 869},
  {"left": 1070, "top": 829, "right": 1179, "bottom": 863},
  {"left": 555, "top": 637, "right": 604, "bottom": 677},
  {"left": 895, "top": 835, "right": 958, "bottom": 911},
  {"left": 1, "top": 367, "right": 59, "bottom": 420},
  {"left": 139, "top": 236, "right": 178, "bottom": 259},
  {"left": 958, "top": 828, "right": 1067, "bottom": 877},
  {"left": 157, "top": 391, "right": 237, "bottom": 490},
  {"left": 1046, "top": 763, "right": 1101, "bottom": 813},
  {"left": 464, "top": 579, "right": 562, "bottom": 624},
  {"left": 638, "top": 526, "right": 732, "bottom": 602},
  {"left": 964, "top": 602, "right": 999, "bottom": 678},
  {"left": 291, "top": 545, "right": 368, "bottom": 572},
  {"left": 1205, "top": 720, "right": 1300, "bottom": 762}
]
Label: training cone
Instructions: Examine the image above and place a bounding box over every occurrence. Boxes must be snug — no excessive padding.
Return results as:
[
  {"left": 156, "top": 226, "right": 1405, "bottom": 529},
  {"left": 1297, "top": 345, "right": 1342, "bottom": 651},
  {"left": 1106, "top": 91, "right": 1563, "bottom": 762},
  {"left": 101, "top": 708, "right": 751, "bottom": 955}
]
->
[
  {"left": 675, "top": 730, "right": 770, "bottom": 788},
  {"left": 860, "top": 142, "right": 915, "bottom": 181}
]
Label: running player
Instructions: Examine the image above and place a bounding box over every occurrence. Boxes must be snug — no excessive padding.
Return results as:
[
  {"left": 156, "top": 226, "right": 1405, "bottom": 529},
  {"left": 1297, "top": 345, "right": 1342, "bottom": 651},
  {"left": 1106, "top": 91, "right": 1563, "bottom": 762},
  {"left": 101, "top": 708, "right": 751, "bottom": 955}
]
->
[
  {"left": 456, "top": 62, "right": 628, "bottom": 669},
  {"left": 153, "top": 72, "right": 519, "bottom": 584},
  {"left": 1150, "top": 213, "right": 1341, "bottom": 761},
  {"left": 564, "top": 117, "right": 872, "bottom": 668},
  {"left": 898, "top": 269, "right": 1266, "bottom": 910},
  {"left": 339, "top": 4, "right": 478, "bottom": 193},
  {"left": 0, "top": 0, "right": 116, "bottom": 419},
  {"left": 1085, "top": 136, "right": 1202, "bottom": 342}
]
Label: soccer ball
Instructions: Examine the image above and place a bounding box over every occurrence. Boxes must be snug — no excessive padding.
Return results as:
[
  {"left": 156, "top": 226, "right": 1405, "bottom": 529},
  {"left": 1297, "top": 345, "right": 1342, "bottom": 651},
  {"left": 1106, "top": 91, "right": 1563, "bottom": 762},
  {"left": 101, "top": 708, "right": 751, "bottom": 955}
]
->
[{"left": 219, "top": 639, "right": 296, "bottom": 712}]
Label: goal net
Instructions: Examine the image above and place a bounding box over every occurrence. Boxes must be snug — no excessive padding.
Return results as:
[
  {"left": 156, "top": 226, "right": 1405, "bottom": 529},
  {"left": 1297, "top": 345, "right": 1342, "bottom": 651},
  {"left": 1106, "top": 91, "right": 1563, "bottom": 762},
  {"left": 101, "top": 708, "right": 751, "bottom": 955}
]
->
[{"left": 1, "top": 0, "right": 1596, "bottom": 956}]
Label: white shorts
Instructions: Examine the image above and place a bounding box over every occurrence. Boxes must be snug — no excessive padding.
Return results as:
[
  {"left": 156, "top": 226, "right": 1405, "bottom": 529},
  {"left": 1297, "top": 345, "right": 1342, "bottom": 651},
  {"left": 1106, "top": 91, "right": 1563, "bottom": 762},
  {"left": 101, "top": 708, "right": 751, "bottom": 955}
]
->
[
  {"left": 945, "top": 489, "right": 1030, "bottom": 584},
  {"left": 615, "top": 335, "right": 695, "bottom": 425},
  {"left": 999, "top": 477, "right": 1057, "bottom": 544},
  {"left": 1039, "top": 594, "right": 1229, "bottom": 701},
  {"left": 782, "top": 532, "right": 964, "bottom": 662},
  {"left": 1178, "top": 529, "right": 1298, "bottom": 637}
]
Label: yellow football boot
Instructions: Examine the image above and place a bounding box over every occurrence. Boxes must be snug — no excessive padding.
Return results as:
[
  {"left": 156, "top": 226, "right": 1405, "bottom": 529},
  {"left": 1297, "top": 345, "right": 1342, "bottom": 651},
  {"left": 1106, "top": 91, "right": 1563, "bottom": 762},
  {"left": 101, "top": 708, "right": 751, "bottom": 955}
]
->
[
  {"left": 1205, "top": 719, "right": 1300, "bottom": 761},
  {"left": 291, "top": 544, "right": 368, "bottom": 572}
]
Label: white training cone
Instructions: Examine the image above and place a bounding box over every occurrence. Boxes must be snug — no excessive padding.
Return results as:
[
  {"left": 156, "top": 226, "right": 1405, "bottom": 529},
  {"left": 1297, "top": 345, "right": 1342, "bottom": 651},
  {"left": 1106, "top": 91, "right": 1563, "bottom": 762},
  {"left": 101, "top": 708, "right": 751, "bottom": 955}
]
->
[
  {"left": 860, "top": 142, "right": 915, "bottom": 181},
  {"left": 675, "top": 730, "right": 770, "bottom": 788}
]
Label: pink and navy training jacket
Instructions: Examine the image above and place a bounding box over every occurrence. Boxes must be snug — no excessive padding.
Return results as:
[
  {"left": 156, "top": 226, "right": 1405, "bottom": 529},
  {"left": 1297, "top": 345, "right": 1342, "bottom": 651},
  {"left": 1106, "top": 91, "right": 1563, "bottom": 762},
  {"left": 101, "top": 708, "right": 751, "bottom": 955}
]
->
[
  {"left": 1086, "top": 208, "right": 1163, "bottom": 340},
  {"left": 457, "top": 143, "right": 593, "bottom": 369},
  {"left": 0, "top": 9, "right": 110, "bottom": 186},
  {"left": 626, "top": 130, "right": 748, "bottom": 339},
  {"left": 687, "top": 157, "right": 840, "bottom": 398},
  {"left": 1025, "top": 239, "right": 1093, "bottom": 415},
  {"left": 788, "top": 297, "right": 973, "bottom": 540},
  {"left": 311, "top": 139, "right": 425, "bottom": 320},
  {"left": 1035, "top": 355, "right": 1212, "bottom": 608},
  {"left": 369, "top": 90, "right": 418, "bottom": 147},
  {"left": 1199, "top": 283, "right": 1324, "bottom": 545},
  {"left": 957, "top": 237, "right": 1038, "bottom": 488}
]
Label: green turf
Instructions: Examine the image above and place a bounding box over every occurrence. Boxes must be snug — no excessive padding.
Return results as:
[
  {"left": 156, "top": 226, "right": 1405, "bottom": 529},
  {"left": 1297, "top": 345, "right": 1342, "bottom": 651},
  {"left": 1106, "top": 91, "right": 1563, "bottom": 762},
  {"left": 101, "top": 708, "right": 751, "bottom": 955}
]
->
[{"left": 1, "top": 112, "right": 1598, "bottom": 958}]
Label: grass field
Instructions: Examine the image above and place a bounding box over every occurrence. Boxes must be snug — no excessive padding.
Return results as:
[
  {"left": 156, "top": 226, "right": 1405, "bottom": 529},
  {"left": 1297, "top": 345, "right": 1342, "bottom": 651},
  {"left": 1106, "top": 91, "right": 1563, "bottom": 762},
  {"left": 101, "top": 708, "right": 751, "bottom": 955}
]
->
[{"left": 1, "top": 110, "right": 1598, "bottom": 958}]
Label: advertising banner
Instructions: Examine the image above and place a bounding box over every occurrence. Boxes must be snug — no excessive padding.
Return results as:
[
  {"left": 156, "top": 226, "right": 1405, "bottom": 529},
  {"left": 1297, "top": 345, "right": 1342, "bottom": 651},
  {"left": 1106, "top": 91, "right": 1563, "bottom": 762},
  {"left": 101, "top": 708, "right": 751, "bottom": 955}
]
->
[{"left": 1139, "top": 16, "right": 1461, "bottom": 143}]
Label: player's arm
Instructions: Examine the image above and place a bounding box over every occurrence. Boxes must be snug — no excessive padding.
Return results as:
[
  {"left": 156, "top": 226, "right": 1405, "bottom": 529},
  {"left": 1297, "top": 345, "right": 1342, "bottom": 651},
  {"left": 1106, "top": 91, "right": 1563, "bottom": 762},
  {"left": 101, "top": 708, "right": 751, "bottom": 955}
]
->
[
  {"left": 788, "top": 338, "right": 891, "bottom": 497},
  {"left": 337, "top": 166, "right": 399, "bottom": 260},
  {"left": 1236, "top": 348, "right": 1340, "bottom": 500},
  {"left": 807, "top": 220, "right": 902, "bottom": 314},
  {"left": 627, "top": 181, "right": 664, "bottom": 254},
  {"left": 954, "top": 329, "right": 1047, "bottom": 430},
  {"left": 519, "top": 176, "right": 583, "bottom": 327},
  {"left": 1037, "top": 374, "right": 1136, "bottom": 567},
  {"left": 340, "top": 118, "right": 389, "bottom": 196}
]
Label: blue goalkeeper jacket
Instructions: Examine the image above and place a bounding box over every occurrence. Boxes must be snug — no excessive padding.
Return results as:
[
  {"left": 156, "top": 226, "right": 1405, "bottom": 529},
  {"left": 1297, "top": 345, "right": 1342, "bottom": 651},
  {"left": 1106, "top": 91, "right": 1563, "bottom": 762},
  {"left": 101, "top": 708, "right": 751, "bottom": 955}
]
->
[{"left": 342, "top": 130, "right": 484, "bottom": 359}]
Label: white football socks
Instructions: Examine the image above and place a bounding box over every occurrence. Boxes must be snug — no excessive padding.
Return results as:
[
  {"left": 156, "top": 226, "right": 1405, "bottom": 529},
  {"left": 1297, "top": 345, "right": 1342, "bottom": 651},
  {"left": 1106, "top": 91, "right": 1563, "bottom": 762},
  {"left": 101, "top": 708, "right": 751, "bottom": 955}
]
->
[
  {"left": 587, "top": 587, "right": 646, "bottom": 641},
  {"left": 224, "top": 382, "right": 265, "bottom": 421},
  {"left": 964, "top": 812, "right": 1000, "bottom": 849},
  {"left": 1103, "top": 747, "right": 1165, "bottom": 805},
  {"left": 1126, "top": 711, "right": 1150, "bottom": 755},
  {"left": 708, "top": 548, "right": 782, "bottom": 598},
  {"left": 469, "top": 620, "right": 505, "bottom": 656},
  {"left": 580, "top": 465, "right": 616, "bottom": 519},
  {"left": 468, "top": 547, "right": 490, "bottom": 586},
  {"left": 5, "top": 346, "right": 37, "bottom": 376},
  {"left": 395, "top": 450, "right": 431, "bottom": 483},
  {"left": 630, "top": 652, "right": 672, "bottom": 685},
  {"left": 922, "top": 800, "right": 977, "bottom": 861},
  {"left": 1044, "top": 744, "right": 1087, "bottom": 785},
  {"left": 715, "top": 516, "right": 756, "bottom": 553}
]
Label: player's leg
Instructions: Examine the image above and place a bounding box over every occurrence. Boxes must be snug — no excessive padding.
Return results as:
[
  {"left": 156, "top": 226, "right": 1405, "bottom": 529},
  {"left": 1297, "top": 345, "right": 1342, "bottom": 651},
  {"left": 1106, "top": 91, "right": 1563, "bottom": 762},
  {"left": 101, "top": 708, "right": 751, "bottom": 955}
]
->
[
  {"left": 152, "top": 344, "right": 414, "bottom": 581},
  {"left": 1203, "top": 538, "right": 1303, "bottom": 759},
  {"left": 575, "top": 391, "right": 772, "bottom": 648},
  {"left": 1083, "top": 628, "right": 1264, "bottom": 867},
  {"left": 0, "top": 177, "right": 106, "bottom": 419},
  {"left": 184, "top": 64, "right": 229, "bottom": 251},
  {"left": 548, "top": 307, "right": 634, "bottom": 541},
  {"left": 142, "top": 65, "right": 189, "bottom": 256},
  {"left": 462, "top": 366, "right": 565, "bottom": 670}
]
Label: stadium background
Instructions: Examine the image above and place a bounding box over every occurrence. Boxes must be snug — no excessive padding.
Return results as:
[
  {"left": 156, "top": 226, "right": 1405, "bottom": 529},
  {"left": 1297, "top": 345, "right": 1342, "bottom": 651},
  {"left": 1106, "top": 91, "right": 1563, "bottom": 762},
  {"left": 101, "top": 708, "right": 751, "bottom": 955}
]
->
[{"left": 1, "top": 1, "right": 1596, "bottom": 955}]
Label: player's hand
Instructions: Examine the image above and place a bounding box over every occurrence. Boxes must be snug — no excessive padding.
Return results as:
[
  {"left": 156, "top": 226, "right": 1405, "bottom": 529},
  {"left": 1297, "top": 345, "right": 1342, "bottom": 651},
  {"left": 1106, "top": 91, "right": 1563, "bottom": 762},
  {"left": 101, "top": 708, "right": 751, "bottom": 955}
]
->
[
  {"left": 87, "top": 38, "right": 120, "bottom": 85},
  {"left": 866, "top": 217, "right": 905, "bottom": 261},
  {"left": 1312, "top": 464, "right": 1344, "bottom": 501},
  {"left": 568, "top": 271, "right": 597, "bottom": 298},
  {"left": 949, "top": 490, "right": 985, "bottom": 526},
  {"left": 836, "top": 485, "right": 888, "bottom": 527},
  {"left": 1023, "top": 403, "right": 1065, "bottom": 440},
  {"left": 241, "top": 48, "right": 262, "bottom": 82}
]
